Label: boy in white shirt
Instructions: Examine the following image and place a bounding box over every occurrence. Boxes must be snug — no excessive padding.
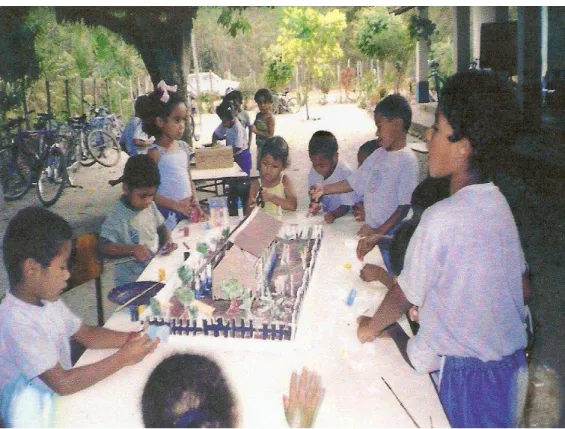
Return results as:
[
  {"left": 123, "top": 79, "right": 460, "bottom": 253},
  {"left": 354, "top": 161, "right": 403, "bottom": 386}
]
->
[
  {"left": 310, "top": 95, "right": 419, "bottom": 238},
  {"left": 0, "top": 207, "right": 158, "bottom": 425},
  {"left": 357, "top": 70, "right": 529, "bottom": 427},
  {"left": 307, "top": 130, "right": 359, "bottom": 223}
]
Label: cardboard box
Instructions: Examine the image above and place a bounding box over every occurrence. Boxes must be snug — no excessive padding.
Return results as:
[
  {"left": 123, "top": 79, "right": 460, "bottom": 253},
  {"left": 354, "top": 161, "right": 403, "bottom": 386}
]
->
[{"left": 194, "top": 147, "right": 234, "bottom": 169}]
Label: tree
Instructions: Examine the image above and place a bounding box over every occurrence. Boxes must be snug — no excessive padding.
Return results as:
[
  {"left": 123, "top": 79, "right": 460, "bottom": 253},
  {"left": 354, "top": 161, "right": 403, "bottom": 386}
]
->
[
  {"left": 354, "top": 7, "right": 414, "bottom": 93},
  {"left": 263, "top": 45, "right": 293, "bottom": 92},
  {"left": 277, "top": 7, "right": 346, "bottom": 119}
]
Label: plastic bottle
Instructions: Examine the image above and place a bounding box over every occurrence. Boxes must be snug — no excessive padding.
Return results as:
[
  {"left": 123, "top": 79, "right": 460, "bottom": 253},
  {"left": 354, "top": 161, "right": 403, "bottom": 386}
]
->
[{"left": 237, "top": 197, "right": 244, "bottom": 220}]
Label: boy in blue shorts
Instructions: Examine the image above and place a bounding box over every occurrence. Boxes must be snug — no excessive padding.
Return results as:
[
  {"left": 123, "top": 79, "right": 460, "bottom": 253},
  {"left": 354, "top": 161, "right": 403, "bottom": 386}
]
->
[
  {"left": 0, "top": 207, "right": 158, "bottom": 425},
  {"left": 310, "top": 94, "right": 419, "bottom": 238},
  {"left": 307, "top": 130, "right": 359, "bottom": 223},
  {"left": 357, "top": 70, "right": 529, "bottom": 428}
]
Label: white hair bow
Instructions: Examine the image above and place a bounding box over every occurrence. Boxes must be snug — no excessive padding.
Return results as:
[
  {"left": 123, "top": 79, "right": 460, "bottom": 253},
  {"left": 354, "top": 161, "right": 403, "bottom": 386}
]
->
[{"left": 157, "top": 80, "right": 178, "bottom": 103}]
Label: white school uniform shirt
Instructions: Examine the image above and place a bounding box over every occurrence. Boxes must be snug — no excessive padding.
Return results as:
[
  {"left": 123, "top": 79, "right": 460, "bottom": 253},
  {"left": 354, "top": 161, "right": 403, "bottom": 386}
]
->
[
  {"left": 307, "top": 160, "right": 360, "bottom": 212},
  {"left": 398, "top": 183, "right": 528, "bottom": 373},
  {"left": 347, "top": 146, "right": 419, "bottom": 229},
  {"left": 0, "top": 292, "right": 82, "bottom": 393},
  {"left": 213, "top": 118, "right": 249, "bottom": 153}
]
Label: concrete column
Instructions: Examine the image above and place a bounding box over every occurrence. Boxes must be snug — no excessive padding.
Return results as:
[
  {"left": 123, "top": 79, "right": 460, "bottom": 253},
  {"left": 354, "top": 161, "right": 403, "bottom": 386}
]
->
[
  {"left": 471, "top": 7, "right": 496, "bottom": 64},
  {"left": 517, "top": 7, "right": 543, "bottom": 129},
  {"left": 415, "top": 6, "right": 430, "bottom": 103},
  {"left": 453, "top": 7, "right": 471, "bottom": 72}
]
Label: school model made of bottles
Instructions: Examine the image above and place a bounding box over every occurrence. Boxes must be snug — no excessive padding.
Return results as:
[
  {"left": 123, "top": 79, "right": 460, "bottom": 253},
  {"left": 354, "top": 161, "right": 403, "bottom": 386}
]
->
[{"left": 208, "top": 196, "right": 230, "bottom": 228}]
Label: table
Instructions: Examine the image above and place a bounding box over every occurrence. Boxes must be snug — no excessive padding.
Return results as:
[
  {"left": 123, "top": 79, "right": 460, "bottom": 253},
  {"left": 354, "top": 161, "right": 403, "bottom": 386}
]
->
[
  {"left": 191, "top": 163, "right": 259, "bottom": 206},
  {"left": 55, "top": 212, "right": 449, "bottom": 428}
]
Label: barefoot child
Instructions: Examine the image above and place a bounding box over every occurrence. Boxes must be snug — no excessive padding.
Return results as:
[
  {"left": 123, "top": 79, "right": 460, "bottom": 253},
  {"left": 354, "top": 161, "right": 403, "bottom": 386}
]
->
[
  {"left": 357, "top": 70, "right": 529, "bottom": 427},
  {"left": 251, "top": 88, "right": 275, "bottom": 161},
  {"left": 0, "top": 207, "right": 158, "bottom": 426},
  {"left": 247, "top": 136, "right": 297, "bottom": 216}
]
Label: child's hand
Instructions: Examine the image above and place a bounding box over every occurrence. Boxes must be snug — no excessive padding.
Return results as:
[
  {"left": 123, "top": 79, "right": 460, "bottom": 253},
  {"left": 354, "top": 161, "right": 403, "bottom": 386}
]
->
[
  {"left": 408, "top": 305, "right": 419, "bottom": 323},
  {"left": 357, "top": 224, "right": 375, "bottom": 237},
  {"left": 360, "top": 264, "right": 390, "bottom": 283},
  {"left": 356, "top": 235, "right": 380, "bottom": 260},
  {"left": 352, "top": 203, "right": 365, "bottom": 222},
  {"left": 308, "top": 202, "right": 321, "bottom": 216},
  {"left": 193, "top": 204, "right": 208, "bottom": 222},
  {"left": 132, "top": 245, "right": 153, "bottom": 263},
  {"left": 159, "top": 242, "right": 178, "bottom": 256},
  {"left": 309, "top": 184, "right": 324, "bottom": 202},
  {"left": 118, "top": 333, "right": 159, "bottom": 366},
  {"left": 283, "top": 368, "right": 324, "bottom": 428},
  {"left": 324, "top": 211, "right": 336, "bottom": 224},
  {"left": 357, "top": 316, "right": 381, "bottom": 343}
]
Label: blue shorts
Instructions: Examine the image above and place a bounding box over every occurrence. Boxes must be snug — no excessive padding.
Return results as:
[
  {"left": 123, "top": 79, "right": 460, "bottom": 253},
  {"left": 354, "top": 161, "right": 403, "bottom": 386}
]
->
[
  {"left": 439, "top": 349, "right": 528, "bottom": 428},
  {"left": 234, "top": 149, "right": 251, "bottom": 176}
]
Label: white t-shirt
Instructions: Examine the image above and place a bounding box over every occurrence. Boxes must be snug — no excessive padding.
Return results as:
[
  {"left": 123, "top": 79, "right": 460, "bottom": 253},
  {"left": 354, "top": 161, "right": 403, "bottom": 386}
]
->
[
  {"left": 347, "top": 146, "right": 419, "bottom": 229},
  {"left": 0, "top": 292, "right": 82, "bottom": 393},
  {"left": 213, "top": 118, "right": 249, "bottom": 152},
  {"left": 307, "top": 159, "right": 360, "bottom": 212},
  {"left": 398, "top": 183, "right": 528, "bottom": 373}
]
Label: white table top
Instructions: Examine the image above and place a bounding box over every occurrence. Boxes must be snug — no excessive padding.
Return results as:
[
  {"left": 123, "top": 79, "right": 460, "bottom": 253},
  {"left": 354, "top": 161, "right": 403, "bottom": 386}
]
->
[
  {"left": 55, "top": 212, "right": 449, "bottom": 428},
  {"left": 191, "top": 163, "right": 248, "bottom": 181}
]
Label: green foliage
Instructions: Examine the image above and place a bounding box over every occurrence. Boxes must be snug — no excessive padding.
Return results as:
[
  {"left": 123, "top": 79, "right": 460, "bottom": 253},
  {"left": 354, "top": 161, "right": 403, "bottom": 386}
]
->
[
  {"left": 174, "top": 286, "right": 195, "bottom": 307},
  {"left": 217, "top": 6, "right": 252, "bottom": 37},
  {"left": 0, "top": 7, "right": 40, "bottom": 81},
  {"left": 408, "top": 15, "right": 437, "bottom": 41},
  {"left": 220, "top": 278, "right": 245, "bottom": 300},
  {"left": 354, "top": 7, "right": 414, "bottom": 65},
  {"left": 278, "top": 7, "right": 346, "bottom": 85},
  {"left": 316, "top": 64, "right": 336, "bottom": 95},
  {"left": 263, "top": 45, "right": 293, "bottom": 92}
]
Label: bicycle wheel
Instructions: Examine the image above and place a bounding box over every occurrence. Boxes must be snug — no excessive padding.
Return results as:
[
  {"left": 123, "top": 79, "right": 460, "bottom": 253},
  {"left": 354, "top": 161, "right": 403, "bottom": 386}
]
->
[
  {"left": 36, "top": 146, "right": 67, "bottom": 207},
  {"left": 286, "top": 98, "right": 300, "bottom": 114},
  {"left": 87, "top": 129, "right": 121, "bottom": 167},
  {"left": 0, "top": 148, "right": 33, "bottom": 200}
]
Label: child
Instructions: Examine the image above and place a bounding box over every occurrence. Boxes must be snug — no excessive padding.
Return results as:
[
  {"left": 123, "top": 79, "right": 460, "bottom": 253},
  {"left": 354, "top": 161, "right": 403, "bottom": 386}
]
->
[
  {"left": 224, "top": 90, "right": 252, "bottom": 144},
  {"left": 101, "top": 155, "right": 178, "bottom": 287},
  {"left": 247, "top": 136, "right": 297, "bottom": 216},
  {"left": 352, "top": 139, "right": 380, "bottom": 222},
  {"left": 212, "top": 101, "right": 252, "bottom": 175},
  {"left": 357, "top": 175, "right": 450, "bottom": 282},
  {"left": 251, "top": 88, "right": 275, "bottom": 161},
  {"left": 138, "top": 80, "right": 206, "bottom": 228},
  {"left": 142, "top": 353, "right": 324, "bottom": 428},
  {"left": 310, "top": 95, "right": 419, "bottom": 239},
  {"left": 307, "top": 130, "right": 359, "bottom": 224},
  {"left": 356, "top": 70, "right": 529, "bottom": 428},
  {"left": 119, "top": 95, "right": 154, "bottom": 156},
  {"left": 0, "top": 207, "right": 158, "bottom": 423}
]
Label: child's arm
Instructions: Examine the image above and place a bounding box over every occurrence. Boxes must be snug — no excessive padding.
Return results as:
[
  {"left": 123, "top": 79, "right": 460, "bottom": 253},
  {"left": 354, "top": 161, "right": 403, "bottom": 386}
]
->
[
  {"left": 252, "top": 113, "right": 275, "bottom": 138},
  {"left": 157, "top": 224, "right": 178, "bottom": 255},
  {"left": 357, "top": 281, "right": 412, "bottom": 343},
  {"left": 324, "top": 205, "right": 350, "bottom": 224},
  {"left": 263, "top": 175, "right": 298, "bottom": 211},
  {"left": 245, "top": 179, "right": 261, "bottom": 215},
  {"left": 360, "top": 264, "right": 394, "bottom": 288},
  {"left": 101, "top": 240, "right": 152, "bottom": 263},
  {"left": 212, "top": 124, "right": 226, "bottom": 145},
  {"left": 380, "top": 322, "right": 414, "bottom": 369},
  {"left": 39, "top": 331, "right": 158, "bottom": 396},
  {"left": 310, "top": 180, "right": 353, "bottom": 200},
  {"left": 358, "top": 204, "right": 411, "bottom": 237}
]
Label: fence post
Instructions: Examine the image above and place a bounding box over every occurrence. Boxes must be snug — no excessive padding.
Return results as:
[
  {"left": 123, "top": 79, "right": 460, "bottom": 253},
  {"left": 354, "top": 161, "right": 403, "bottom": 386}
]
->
[
  {"left": 65, "top": 79, "right": 71, "bottom": 117},
  {"left": 80, "top": 79, "right": 85, "bottom": 115},
  {"left": 45, "top": 79, "right": 52, "bottom": 116},
  {"left": 105, "top": 79, "right": 111, "bottom": 113}
]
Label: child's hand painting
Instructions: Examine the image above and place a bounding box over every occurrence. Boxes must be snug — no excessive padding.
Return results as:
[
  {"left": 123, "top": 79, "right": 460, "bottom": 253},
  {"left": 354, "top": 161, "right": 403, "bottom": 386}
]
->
[
  {"left": 158, "top": 242, "right": 178, "bottom": 256},
  {"left": 357, "top": 224, "right": 375, "bottom": 237},
  {"left": 308, "top": 202, "right": 322, "bottom": 216},
  {"left": 309, "top": 184, "right": 324, "bottom": 202},
  {"left": 352, "top": 202, "right": 365, "bottom": 222},
  {"left": 360, "top": 264, "right": 389, "bottom": 283},
  {"left": 132, "top": 245, "right": 153, "bottom": 263},
  {"left": 356, "top": 235, "right": 380, "bottom": 260},
  {"left": 118, "top": 333, "right": 159, "bottom": 366}
]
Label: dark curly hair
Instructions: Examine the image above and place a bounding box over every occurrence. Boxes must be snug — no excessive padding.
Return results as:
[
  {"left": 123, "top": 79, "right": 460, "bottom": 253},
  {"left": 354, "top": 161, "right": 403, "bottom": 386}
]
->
[
  {"left": 142, "top": 353, "right": 236, "bottom": 428},
  {"left": 259, "top": 136, "right": 290, "bottom": 167},
  {"left": 438, "top": 69, "right": 520, "bottom": 180},
  {"left": 254, "top": 88, "right": 273, "bottom": 103},
  {"left": 216, "top": 101, "right": 235, "bottom": 121},
  {"left": 308, "top": 130, "right": 338, "bottom": 159},
  {"left": 374, "top": 94, "right": 412, "bottom": 132},
  {"left": 137, "top": 85, "right": 186, "bottom": 138}
]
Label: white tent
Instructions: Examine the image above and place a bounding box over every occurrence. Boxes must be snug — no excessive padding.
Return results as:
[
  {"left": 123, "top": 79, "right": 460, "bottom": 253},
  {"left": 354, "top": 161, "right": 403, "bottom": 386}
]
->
[{"left": 187, "top": 72, "right": 240, "bottom": 97}]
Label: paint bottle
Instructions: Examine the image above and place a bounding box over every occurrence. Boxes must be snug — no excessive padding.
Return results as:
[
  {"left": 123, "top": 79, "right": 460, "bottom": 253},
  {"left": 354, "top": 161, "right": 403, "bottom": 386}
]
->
[{"left": 237, "top": 197, "right": 244, "bottom": 220}]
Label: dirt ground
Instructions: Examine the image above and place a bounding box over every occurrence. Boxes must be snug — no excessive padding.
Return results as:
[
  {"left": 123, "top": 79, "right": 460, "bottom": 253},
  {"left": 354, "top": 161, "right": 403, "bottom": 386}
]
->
[{"left": 0, "top": 100, "right": 563, "bottom": 427}]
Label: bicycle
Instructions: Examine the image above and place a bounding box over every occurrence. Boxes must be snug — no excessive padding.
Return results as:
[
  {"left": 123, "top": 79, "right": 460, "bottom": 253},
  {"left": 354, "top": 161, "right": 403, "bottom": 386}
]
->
[
  {"left": 428, "top": 59, "right": 446, "bottom": 103},
  {"left": 0, "top": 114, "right": 36, "bottom": 200},
  {"left": 272, "top": 90, "right": 300, "bottom": 114}
]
